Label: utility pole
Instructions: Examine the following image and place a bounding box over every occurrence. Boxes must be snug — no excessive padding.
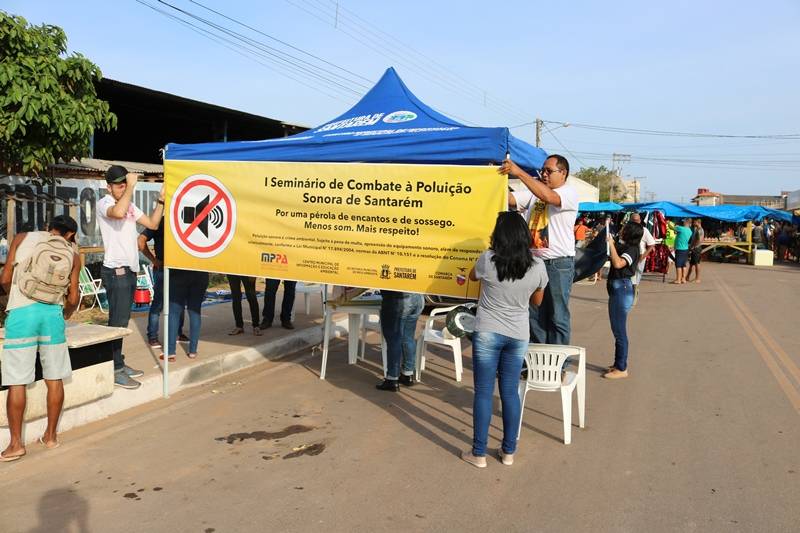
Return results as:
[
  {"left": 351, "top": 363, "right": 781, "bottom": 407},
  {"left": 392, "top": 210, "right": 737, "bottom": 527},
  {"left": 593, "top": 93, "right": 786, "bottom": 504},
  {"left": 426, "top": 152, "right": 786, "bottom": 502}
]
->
[
  {"left": 633, "top": 176, "right": 646, "bottom": 203},
  {"left": 610, "top": 153, "right": 630, "bottom": 202},
  {"left": 535, "top": 118, "right": 542, "bottom": 147}
]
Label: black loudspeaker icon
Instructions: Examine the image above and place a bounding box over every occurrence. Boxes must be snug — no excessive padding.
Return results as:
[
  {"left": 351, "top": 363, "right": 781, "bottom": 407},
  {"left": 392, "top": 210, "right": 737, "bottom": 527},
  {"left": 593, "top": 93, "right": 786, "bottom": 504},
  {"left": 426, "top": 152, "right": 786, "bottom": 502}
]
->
[{"left": 182, "top": 195, "right": 211, "bottom": 237}]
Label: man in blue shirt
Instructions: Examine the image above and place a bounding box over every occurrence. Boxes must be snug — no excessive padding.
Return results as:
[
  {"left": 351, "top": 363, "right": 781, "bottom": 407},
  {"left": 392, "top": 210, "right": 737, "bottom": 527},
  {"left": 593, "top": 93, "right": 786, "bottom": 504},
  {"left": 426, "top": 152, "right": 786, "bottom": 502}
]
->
[{"left": 672, "top": 218, "right": 693, "bottom": 284}]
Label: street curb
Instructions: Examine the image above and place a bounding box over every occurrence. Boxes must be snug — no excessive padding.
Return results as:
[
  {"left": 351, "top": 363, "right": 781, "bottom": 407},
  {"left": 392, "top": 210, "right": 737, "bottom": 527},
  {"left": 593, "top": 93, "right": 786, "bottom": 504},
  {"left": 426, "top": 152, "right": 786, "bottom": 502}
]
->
[{"left": 1, "top": 317, "right": 349, "bottom": 449}]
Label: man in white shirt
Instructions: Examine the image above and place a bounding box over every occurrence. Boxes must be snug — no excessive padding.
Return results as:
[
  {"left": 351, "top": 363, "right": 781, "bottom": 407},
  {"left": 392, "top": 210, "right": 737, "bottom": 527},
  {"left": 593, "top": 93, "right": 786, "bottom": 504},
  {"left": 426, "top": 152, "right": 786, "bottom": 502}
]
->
[
  {"left": 500, "top": 154, "right": 578, "bottom": 345},
  {"left": 97, "top": 165, "right": 165, "bottom": 389}
]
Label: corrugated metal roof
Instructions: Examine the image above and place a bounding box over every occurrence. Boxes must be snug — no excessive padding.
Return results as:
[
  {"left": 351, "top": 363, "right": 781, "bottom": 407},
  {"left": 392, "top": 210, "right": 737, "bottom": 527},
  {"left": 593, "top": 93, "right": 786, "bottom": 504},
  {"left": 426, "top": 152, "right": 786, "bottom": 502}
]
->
[{"left": 51, "top": 158, "right": 163, "bottom": 175}]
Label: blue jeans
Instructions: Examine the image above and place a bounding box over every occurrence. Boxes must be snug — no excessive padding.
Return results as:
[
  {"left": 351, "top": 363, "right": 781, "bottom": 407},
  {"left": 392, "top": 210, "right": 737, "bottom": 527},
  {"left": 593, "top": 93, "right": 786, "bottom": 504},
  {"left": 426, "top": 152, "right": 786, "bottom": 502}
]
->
[
  {"left": 607, "top": 278, "right": 634, "bottom": 371},
  {"left": 379, "top": 292, "right": 424, "bottom": 379},
  {"left": 529, "top": 257, "right": 574, "bottom": 345},
  {"left": 146, "top": 268, "right": 184, "bottom": 341},
  {"left": 168, "top": 270, "right": 208, "bottom": 355},
  {"left": 101, "top": 266, "right": 136, "bottom": 371},
  {"left": 471, "top": 331, "right": 527, "bottom": 456}
]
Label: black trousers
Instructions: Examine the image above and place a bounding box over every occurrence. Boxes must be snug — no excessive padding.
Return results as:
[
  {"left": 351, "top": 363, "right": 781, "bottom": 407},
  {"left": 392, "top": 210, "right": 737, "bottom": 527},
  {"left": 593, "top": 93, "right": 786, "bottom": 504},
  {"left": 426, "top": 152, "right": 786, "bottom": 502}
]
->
[
  {"left": 262, "top": 279, "right": 296, "bottom": 324},
  {"left": 227, "top": 275, "right": 260, "bottom": 328}
]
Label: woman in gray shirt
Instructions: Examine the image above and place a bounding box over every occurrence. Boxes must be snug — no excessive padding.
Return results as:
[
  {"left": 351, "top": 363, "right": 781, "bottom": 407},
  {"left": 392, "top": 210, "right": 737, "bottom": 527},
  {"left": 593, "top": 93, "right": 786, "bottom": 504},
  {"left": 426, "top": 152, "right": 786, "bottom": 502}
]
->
[{"left": 461, "top": 212, "right": 548, "bottom": 468}]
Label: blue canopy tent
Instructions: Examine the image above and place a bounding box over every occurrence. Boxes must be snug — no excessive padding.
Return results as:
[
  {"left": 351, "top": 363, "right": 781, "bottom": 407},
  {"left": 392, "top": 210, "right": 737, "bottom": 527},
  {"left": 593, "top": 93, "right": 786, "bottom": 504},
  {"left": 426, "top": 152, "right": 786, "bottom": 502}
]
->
[
  {"left": 159, "top": 68, "right": 548, "bottom": 396},
  {"left": 165, "top": 67, "right": 548, "bottom": 171},
  {"left": 622, "top": 201, "right": 700, "bottom": 218},
  {"left": 578, "top": 201, "right": 623, "bottom": 212},
  {"left": 624, "top": 202, "right": 794, "bottom": 223}
]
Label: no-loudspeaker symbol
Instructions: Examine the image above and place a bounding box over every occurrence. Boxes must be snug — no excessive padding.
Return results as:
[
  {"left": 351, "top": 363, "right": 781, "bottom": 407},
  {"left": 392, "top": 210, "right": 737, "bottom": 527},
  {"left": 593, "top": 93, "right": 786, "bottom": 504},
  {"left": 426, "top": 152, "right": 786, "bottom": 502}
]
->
[{"left": 171, "top": 174, "right": 237, "bottom": 259}]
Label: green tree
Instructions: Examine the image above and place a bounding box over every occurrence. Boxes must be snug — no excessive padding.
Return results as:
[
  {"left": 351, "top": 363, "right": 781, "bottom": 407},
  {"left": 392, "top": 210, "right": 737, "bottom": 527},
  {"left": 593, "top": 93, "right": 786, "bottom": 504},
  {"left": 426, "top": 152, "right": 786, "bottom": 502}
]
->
[
  {"left": 0, "top": 12, "right": 116, "bottom": 179},
  {"left": 573, "top": 165, "right": 624, "bottom": 202}
]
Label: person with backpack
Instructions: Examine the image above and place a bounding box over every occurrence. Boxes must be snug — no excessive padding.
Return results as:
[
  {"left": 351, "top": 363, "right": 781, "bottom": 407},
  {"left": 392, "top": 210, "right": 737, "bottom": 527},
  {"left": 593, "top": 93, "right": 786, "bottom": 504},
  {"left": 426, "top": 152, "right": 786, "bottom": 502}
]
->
[{"left": 0, "top": 215, "right": 81, "bottom": 461}]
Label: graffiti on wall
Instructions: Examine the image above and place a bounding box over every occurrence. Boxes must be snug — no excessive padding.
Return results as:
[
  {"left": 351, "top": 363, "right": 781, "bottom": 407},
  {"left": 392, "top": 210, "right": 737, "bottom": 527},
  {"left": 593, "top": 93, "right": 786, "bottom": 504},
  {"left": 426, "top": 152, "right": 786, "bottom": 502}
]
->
[{"left": 1, "top": 176, "right": 161, "bottom": 246}]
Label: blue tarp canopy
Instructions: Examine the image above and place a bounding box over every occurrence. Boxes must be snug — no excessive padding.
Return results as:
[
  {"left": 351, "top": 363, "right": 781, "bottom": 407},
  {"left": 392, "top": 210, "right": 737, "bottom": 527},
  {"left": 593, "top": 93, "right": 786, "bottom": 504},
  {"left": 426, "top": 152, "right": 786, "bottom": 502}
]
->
[
  {"left": 165, "top": 68, "right": 548, "bottom": 172},
  {"left": 622, "top": 201, "right": 699, "bottom": 218},
  {"left": 578, "top": 201, "right": 623, "bottom": 212},
  {"left": 623, "top": 202, "right": 794, "bottom": 222}
]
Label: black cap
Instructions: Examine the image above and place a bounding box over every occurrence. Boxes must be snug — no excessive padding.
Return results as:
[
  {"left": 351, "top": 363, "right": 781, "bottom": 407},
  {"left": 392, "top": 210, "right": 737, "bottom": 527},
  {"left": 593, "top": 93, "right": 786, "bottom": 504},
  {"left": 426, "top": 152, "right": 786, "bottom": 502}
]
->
[
  {"left": 50, "top": 214, "right": 78, "bottom": 234},
  {"left": 105, "top": 164, "right": 128, "bottom": 184}
]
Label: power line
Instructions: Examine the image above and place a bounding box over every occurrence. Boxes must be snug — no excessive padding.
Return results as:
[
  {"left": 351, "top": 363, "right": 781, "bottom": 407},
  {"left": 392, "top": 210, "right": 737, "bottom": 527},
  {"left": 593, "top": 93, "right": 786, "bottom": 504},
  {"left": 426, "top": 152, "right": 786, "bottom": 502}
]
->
[
  {"left": 187, "top": 0, "right": 373, "bottom": 86},
  {"left": 135, "top": 0, "right": 353, "bottom": 102},
  {"left": 152, "top": 0, "right": 367, "bottom": 96},
  {"left": 285, "top": 0, "right": 533, "bottom": 125},
  {"left": 542, "top": 119, "right": 800, "bottom": 139}
]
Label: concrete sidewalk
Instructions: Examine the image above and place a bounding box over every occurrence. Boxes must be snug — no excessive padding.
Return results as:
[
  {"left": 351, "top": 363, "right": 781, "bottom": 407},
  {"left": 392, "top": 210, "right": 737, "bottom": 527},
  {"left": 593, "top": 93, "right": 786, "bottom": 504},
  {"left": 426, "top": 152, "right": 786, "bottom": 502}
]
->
[{"left": 0, "top": 288, "right": 349, "bottom": 449}]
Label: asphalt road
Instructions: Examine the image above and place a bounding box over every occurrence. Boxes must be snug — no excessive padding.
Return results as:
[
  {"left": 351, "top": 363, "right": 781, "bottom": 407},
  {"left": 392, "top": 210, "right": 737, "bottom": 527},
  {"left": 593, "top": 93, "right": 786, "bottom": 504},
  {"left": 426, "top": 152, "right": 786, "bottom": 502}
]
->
[{"left": 1, "top": 262, "right": 798, "bottom": 533}]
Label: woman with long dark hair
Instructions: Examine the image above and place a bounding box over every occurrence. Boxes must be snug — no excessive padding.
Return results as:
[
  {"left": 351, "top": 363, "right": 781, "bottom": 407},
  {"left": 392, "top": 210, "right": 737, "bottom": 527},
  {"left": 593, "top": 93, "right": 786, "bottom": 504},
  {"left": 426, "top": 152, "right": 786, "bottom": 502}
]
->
[
  {"left": 604, "top": 222, "right": 644, "bottom": 379},
  {"left": 461, "top": 212, "right": 548, "bottom": 468}
]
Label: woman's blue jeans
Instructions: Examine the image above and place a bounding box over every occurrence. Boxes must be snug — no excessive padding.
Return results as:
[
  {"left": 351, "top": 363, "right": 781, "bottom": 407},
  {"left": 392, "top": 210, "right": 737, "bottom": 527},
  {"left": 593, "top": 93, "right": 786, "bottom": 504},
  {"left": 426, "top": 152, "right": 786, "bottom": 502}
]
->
[
  {"left": 607, "top": 278, "right": 634, "bottom": 371},
  {"left": 168, "top": 271, "right": 208, "bottom": 355},
  {"left": 379, "top": 292, "right": 424, "bottom": 379},
  {"left": 471, "top": 331, "right": 527, "bottom": 456}
]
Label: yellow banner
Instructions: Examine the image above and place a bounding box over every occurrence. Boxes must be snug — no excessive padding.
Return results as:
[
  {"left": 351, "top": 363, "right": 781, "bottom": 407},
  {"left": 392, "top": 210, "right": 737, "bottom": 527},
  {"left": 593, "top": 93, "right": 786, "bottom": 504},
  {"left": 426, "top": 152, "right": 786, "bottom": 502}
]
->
[{"left": 163, "top": 161, "right": 506, "bottom": 298}]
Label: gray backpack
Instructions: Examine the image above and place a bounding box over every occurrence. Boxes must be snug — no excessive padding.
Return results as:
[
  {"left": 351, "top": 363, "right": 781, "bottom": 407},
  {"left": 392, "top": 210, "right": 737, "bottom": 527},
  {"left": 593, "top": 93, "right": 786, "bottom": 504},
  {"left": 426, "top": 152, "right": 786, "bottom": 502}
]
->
[{"left": 16, "top": 235, "right": 76, "bottom": 304}]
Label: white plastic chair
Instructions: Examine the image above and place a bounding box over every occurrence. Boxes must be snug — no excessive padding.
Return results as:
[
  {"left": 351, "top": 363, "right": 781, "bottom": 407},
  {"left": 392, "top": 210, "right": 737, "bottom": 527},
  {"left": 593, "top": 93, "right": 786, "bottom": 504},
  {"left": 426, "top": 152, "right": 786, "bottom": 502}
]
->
[
  {"left": 357, "top": 312, "right": 387, "bottom": 375},
  {"left": 78, "top": 266, "right": 107, "bottom": 312},
  {"left": 415, "top": 305, "right": 464, "bottom": 383},
  {"left": 518, "top": 344, "right": 586, "bottom": 445},
  {"left": 295, "top": 282, "right": 325, "bottom": 315}
]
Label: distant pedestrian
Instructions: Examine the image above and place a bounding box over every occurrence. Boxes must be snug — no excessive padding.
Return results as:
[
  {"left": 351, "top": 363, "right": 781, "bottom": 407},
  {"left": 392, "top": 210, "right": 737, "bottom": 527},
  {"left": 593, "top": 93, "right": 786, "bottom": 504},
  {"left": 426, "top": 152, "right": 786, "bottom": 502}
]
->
[
  {"left": 687, "top": 219, "right": 705, "bottom": 283},
  {"left": 461, "top": 212, "right": 547, "bottom": 468},
  {"left": 629, "top": 212, "right": 656, "bottom": 300},
  {"left": 574, "top": 217, "right": 589, "bottom": 247},
  {"left": 227, "top": 275, "right": 261, "bottom": 336},
  {"left": 374, "top": 291, "right": 425, "bottom": 391},
  {"left": 672, "top": 219, "right": 692, "bottom": 284},
  {"left": 0, "top": 215, "right": 81, "bottom": 460},
  {"left": 751, "top": 222, "right": 766, "bottom": 250},
  {"left": 604, "top": 222, "right": 643, "bottom": 380},
  {"left": 261, "top": 279, "right": 297, "bottom": 330}
]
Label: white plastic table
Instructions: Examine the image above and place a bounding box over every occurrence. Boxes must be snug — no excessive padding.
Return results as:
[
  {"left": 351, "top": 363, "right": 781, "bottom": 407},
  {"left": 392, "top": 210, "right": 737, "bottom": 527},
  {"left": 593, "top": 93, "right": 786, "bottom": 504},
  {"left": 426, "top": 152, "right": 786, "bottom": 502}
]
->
[{"left": 320, "top": 303, "right": 386, "bottom": 380}]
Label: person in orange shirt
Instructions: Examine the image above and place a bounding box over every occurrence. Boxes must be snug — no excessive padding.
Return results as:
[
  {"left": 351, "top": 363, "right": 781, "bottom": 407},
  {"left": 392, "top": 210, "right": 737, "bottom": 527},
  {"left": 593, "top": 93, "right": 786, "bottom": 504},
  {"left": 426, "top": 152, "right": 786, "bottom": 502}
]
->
[{"left": 574, "top": 217, "right": 589, "bottom": 247}]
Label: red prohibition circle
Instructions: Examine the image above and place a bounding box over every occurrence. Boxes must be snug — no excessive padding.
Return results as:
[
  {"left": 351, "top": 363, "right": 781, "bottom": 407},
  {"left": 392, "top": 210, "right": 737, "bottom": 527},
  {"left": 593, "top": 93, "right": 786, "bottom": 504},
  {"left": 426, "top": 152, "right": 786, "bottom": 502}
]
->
[{"left": 172, "top": 178, "right": 234, "bottom": 254}]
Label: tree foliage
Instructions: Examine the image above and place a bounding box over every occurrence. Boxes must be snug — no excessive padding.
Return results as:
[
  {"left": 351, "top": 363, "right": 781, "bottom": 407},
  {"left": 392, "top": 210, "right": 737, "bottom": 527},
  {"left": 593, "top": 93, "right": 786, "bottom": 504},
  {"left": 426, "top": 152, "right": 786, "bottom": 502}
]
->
[
  {"left": 573, "top": 165, "right": 625, "bottom": 202},
  {"left": 0, "top": 12, "right": 116, "bottom": 179}
]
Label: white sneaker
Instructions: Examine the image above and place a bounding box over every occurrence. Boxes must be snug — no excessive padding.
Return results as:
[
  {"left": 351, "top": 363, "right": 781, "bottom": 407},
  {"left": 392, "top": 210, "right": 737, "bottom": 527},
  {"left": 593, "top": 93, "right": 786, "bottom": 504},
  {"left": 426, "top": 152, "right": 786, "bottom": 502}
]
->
[{"left": 498, "top": 449, "right": 514, "bottom": 466}]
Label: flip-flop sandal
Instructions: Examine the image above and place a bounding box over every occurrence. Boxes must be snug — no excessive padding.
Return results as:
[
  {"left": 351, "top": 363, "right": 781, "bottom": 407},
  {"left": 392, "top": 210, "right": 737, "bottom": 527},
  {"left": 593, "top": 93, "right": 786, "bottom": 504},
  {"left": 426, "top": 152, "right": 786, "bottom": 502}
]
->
[
  {"left": 187, "top": 353, "right": 198, "bottom": 359},
  {"left": 228, "top": 328, "right": 244, "bottom": 336},
  {"left": 0, "top": 452, "right": 25, "bottom": 462},
  {"left": 38, "top": 437, "right": 60, "bottom": 450},
  {"left": 159, "top": 354, "right": 176, "bottom": 362}
]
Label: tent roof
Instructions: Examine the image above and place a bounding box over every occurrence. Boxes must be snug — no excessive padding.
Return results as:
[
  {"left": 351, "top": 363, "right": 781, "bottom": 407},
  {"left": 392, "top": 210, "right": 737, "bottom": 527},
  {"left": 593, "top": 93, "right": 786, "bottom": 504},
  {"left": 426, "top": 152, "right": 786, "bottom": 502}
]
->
[
  {"left": 164, "top": 68, "right": 547, "bottom": 172},
  {"left": 622, "top": 201, "right": 794, "bottom": 222},
  {"left": 578, "top": 201, "right": 623, "bottom": 212}
]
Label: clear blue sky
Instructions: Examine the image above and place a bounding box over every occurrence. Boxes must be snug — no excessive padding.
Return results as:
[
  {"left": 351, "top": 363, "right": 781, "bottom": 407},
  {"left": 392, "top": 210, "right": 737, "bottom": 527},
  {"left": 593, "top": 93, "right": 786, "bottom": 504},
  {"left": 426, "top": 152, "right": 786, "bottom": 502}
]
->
[{"left": 6, "top": 0, "right": 800, "bottom": 202}]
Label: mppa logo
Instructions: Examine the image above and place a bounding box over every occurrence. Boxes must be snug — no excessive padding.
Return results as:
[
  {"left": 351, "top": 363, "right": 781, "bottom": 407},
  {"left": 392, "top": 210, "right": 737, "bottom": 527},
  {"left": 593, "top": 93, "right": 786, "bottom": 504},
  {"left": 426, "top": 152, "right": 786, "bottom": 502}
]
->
[
  {"left": 261, "top": 252, "right": 288, "bottom": 264},
  {"left": 383, "top": 110, "right": 417, "bottom": 124}
]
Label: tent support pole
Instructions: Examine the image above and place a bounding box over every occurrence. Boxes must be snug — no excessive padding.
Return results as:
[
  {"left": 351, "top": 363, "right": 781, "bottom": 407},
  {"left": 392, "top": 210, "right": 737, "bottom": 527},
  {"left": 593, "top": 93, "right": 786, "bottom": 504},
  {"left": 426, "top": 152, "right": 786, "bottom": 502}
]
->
[{"left": 162, "top": 267, "right": 170, "bottom": 398}]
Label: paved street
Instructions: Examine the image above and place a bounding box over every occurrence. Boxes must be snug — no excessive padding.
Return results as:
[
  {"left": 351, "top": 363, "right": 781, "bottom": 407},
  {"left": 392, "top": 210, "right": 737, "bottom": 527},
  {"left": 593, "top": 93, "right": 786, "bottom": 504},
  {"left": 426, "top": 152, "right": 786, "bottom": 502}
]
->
[{"left": 1, "top": 262, "right": 798, "bottom": 533}]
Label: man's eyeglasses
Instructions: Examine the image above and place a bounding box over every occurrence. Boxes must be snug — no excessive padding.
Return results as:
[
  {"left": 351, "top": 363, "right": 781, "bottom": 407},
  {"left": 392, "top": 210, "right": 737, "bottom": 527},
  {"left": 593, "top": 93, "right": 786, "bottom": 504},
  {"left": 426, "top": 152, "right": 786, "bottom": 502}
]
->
[{"left": 539, "top": 167, "right": 564, "bottom": 176}]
